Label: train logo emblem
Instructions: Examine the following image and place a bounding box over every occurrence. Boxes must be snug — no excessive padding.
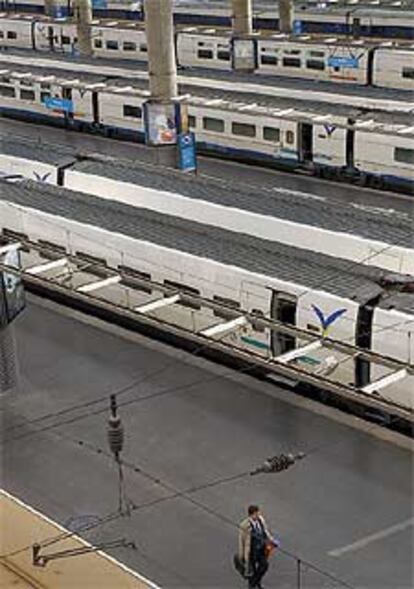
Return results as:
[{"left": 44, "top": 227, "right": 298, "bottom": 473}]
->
[
  {"left": 33, "top": 171, "right": 51, "bottom": 183},
  {"left": 312, "top": 305, "right": 347, "bottom": 336}
]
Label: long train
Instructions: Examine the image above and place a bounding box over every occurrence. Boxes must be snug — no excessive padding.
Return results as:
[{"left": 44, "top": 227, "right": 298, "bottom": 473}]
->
[
  {"left": 1, "top": 179, "right": 413, "bottom": 411},
  {"left": 1, "top": 15, "right": 413, "bottom": 90},
  {"left": 0, "top": 65, "right": 413, "bottom": 193},
  {"left": 1, "top": 1, "right": 413, "bottom": 39}
]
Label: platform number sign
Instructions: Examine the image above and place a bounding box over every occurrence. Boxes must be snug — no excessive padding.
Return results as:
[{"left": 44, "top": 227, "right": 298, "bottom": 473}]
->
[{"left": 0, "top": 246, "right": 25, "bottom": 327}]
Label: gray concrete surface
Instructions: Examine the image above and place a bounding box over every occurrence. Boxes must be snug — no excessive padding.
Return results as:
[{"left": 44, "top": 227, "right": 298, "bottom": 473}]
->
[{"left": 1, "top": 297, "right": 413, "bottom": 588}]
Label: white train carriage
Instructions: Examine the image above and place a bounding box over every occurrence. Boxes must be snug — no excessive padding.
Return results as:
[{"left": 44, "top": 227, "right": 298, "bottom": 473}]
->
[
  {"left": 0, "top": 69, "right": 94, "bottom": 124},
  {"left": 1, "top": 196, "right": 413, "bottom": 409},
  {"left": 372, "top": 47, "right": 414, "bottom": 91},
  {"left": 176, "top": 29, "right": 232, "bottom": 70},
  {"left": 90, "top": 21, "right": 148, "bottom": 61},
  {"left": 256, "top": 37, "right": 370, "bottom": 84},
  {"left": 354, "top": 132, "right": 414, "bottom": 186},
  {"left": 97, "top": 85, "right": 147, "bottom": 135},
  {"left": 33, "top": 18, "right": 77, "bottom": 52},
  {"left": 0, "top": 14, "right": 33, "bottom": 48}
]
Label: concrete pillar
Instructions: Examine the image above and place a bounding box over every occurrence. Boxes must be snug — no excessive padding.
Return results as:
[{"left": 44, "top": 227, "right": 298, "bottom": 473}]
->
[
  {"left": 0, "top": 325, "right": 18, "bottom": 395},
  {"left": 279, "top": 0, "right": 294, "bottom": 34},
  {"left": 232, "top": 0, "right": 252, "bottom": 36},
  {"left": 144, "top": 0, "right": 177, "bottom": 101},
  {"left": 44, "top": 0, "right": 57, "bottom": 17},
  {"left": 73, "top": 0, "right": 93, "bottom": 58}
]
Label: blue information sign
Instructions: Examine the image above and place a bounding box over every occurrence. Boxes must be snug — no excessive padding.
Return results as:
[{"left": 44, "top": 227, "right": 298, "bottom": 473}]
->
[
  {"left": 178, "top": 133, "right": 197, "bottom": 172},
  {"left": 43, "top": 97, "right": 73, "bottom": 113},
  {"left": 92, "top": 0, "right": 108, "bottom": 8},
  {"left": 327, "top": 56, "right": 359, "bottom": 69},
  {"left": 292, "top": 20, "right": 303, "bottom": 34}
]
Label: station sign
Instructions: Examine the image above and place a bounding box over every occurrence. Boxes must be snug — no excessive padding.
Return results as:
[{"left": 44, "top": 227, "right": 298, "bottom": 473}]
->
[
  {"left": 178, "top": 133, "right": 197, "bottom": 172},
  {"left": 327, "top": 56, "right": 359, "bottom": 69},
  {"left": 43, "top": 97, "right": 74, "bottom": 113},
  {"left": 293, "top": 20, "right": 303, "bottom": 34},
  {"left": 0, "top": 245, "right": 25, "bottom": 328}
]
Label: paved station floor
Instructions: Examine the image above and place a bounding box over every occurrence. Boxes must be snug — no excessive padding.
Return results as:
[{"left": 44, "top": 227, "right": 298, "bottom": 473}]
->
[
  {"left": 0, "top": 118, "right": 412, "bottom": 218},
  {"left": 1, "top": 297, "right": 413, "bottom": 588}
]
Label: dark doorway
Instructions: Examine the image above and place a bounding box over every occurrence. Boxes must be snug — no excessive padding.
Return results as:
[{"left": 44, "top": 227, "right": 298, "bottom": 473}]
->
[
  {"left": 271, "top": 292, "right": 297, "bottom": 356},
  {"left": 298, "top": 123, "right": 313, "bottom": 163}
]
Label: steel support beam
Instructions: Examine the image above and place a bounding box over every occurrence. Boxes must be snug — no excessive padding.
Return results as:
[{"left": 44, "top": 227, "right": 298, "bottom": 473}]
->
[
  {"left": 277, "top": 340, "right": 322, "bottom": 364},
  {"left": 363, "top": 369, "right": 409, "bottom": 395},
  {"left": 135, "top": 294, "right": 180, "bottom": 314},
  {"left": 77, "top": 275, "right": 121, "bottom": 293},
  {"left": 201, "top": 316, "right": 248, "bottom": 338},
  {"left": 26, "top": 258, "right": 68, "bottom": 276}
]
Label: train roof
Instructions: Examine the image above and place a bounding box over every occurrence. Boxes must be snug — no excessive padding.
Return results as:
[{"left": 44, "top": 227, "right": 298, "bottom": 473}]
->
[
  {"left": 3, "top": 135, "right": 411, "bottom": 252},
  {"left": 1, "top": 62, "right": 413, "bottom": 136},
  {"left": 1, "top": 173, "right": 412, "bottom": 312},
  {"left": 1, "top": 13, "right": 412, "bottom": 47},
  {"left": 179, "top": 26, "right": 414, "bottom": 48}
]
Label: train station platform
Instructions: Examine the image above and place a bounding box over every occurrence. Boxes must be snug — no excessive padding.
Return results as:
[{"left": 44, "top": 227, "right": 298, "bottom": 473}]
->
[
  {"left": 2, "top": 296, "right": 413, "bottom": 588},
  {"left": 0, "top": 490, "right": 159, "bottom": 589}
]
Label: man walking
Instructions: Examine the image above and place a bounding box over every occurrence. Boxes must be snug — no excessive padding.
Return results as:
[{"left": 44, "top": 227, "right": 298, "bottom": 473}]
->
[{"left": 238, "top": 505, "right": 278, "bottom": 589}]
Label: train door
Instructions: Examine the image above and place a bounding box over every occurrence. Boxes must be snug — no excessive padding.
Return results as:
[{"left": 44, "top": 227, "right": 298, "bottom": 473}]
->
[
  {"left": 48, "top": 26, "right": 55, "bottom": 51},
  {"left": 92, "top": 92, "right": 100, "bottom": 126},
  {"left": 346, "top": 118, "right": 355, "bottom": 169},
  {"left": 62, "top": 86, "right": 73, "bottom": 122},
  {"left": 354, "top": 297, "right": 378, "bottom": 387},
  {"left": 271, "top": 291, "right": 297, "bottom": 357},
  {"left": 298, "top": 122, "right": 313, "bottom": 163}
]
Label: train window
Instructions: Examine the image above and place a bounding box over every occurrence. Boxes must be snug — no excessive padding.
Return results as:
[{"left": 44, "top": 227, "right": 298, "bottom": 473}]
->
[
  {"left": 263, "top": 126, "right": 280, "bottom": 142},
  {"left": 286, "top": 130, "right": 295, "bottom": 144},
  {"left": 284, "top": 49, "right": 301, "bottom": 55},
  {"left": 309, "top": 50, "right": 325, "bottom": 58},
  {"left": 0, "top": 75, "right": 10, "bottom": 83},
  {"left": 61, "top": 35, "right": 70, "bottom": 45},
  {"left": 0, "top": 85, "right": 15, "bottom": 98},
  {"left": 164, "top": 280, "right": 200, "bottom": 309},
  {"left": 123, "top": 41, "right": 136, "bottom": 51},
  {"left": 203, "top": 117, "right": 224, "bottom": 132},
  {"left": 62, "top": 88, "right": 72, "bottom": 100},
  {"left": 94, "top": 38, "right": 103, "bottom": 48},
  {"left": 282, "top": 57, "right": 301, "bottom": 68},
  {"left": 198, "top": 49, "right": 213, "bottom": 59},
  {"left": 106, "top": 40, "right": 119, "bottom": 50},
  {"left": 40, "top": 91, "right": 51, "bottom": 102},
  {"left": 40, "top": 82, "right": 51, "bottom": 89},
  {"left": 232, "top": 122, "right": 256, "bottom": 138},
  {"left": 217, "top": 50, "right": 230, "bottom": 61},
  {"left": 188, "top": 115, "right": 196, "bottom": 128},
  {"left": 213, "top": 295, "right": 240, "bottom": 319},
  {"left": 20, "top": 79, "right": 33, "bottom": 87},
  {"left": 402, "top": 67, "right": 414, "bottom": 79},
  {"left": 0, "top": 31, "right": 3, "bottom": 38},
  {"left": 7, "top": 31, "right": 17, "bottom": 39},
  {"left": 306, "top": 59, "right": 325, "bottom": 70},
  {"left": 20, "top": 89, "right": 35, "bottom": 101},
  {"left": 123, "top": 104, "right": 142, "bottom": 118},
  {"left": 394, "top": 147, "right": 414, "bottom": 165},
  {"left": 261, "top": 55, "right": 278, "bottom": 65},
  {"left": 139, "top": 44, "right": 147, "bottom": 52}
]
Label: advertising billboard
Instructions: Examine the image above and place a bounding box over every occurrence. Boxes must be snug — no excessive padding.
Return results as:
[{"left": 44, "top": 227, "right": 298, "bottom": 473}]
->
[
  {"left": 0, "top": 245, "right": 25, "bottom": 327},
  {"left": 144, "top": 102, "right": 178, "bottom": 146}
]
